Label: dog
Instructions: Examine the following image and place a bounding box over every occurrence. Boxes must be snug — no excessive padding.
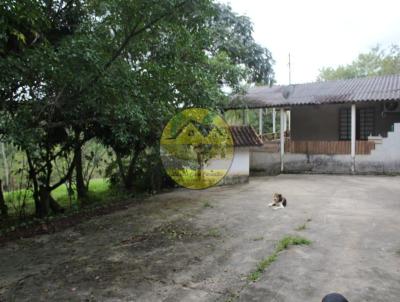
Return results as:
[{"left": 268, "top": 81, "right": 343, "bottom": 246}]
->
[{"left": 268, "top": 193, "right": 287, "bottom": 209}]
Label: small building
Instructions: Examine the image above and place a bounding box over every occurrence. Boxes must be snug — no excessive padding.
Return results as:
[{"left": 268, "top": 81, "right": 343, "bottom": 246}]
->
[
  {"left": 222, "top": 125, "right": 263, "bottom": 184},
  {"left": 226, "top": 74, "right": 400, "bottom": 175}
]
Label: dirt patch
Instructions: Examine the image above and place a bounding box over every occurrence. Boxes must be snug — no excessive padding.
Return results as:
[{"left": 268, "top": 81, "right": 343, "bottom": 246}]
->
[
  {"left": 1, "top": 175, "right": 400, "bottom": 302},
  {"left": 0, "top": 199, "right": 136, "bottom": 245}
]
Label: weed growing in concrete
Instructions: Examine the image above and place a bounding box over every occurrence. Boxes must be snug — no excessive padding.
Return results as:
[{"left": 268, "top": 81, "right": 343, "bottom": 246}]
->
[
  {"left": 207, "top": 228, "right": 221, "bottom": 238},
  {"left": 203, "top": 201, "right": 213, "bottom": 208},
  {"left": 295, "top": 223, "right": 307, "bottom": 231},
  {"left": 295, "top": 218, "right": 312, "bottom": 231},
  {"left": 247, "top": 235, "right": 311, "bottom": 282}
]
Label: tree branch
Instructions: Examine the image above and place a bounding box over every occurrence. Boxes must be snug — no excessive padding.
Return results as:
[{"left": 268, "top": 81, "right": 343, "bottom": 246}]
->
[{"left": 50, "top": 152, "right": 77, "bottom": 191}]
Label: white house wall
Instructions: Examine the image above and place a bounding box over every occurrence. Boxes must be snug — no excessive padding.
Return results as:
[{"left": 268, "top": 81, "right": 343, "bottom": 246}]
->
[{"left": 221, "top": 147, "right": 250, "bottom": 184}]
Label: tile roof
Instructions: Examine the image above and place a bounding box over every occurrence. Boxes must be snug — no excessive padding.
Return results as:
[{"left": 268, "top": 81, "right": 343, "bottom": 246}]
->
[
  {"left": 227, "top": 74, "right": 400, "bottom": 109},
  {"left": 229, "top": 125, "right": 263, "bottom": 147}
]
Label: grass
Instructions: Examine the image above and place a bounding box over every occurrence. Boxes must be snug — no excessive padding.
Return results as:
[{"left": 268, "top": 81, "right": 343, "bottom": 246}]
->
[
  {"left": 295, "top": 223, "right": 307, "bottom": 231},
  {"left": 248, "top": 235, "right": 311, "bottom": 282},
  {"left": 295, "top": 218, "right": 312, "bottom": 231},
  {"left": 203, "top": 201, "right": 213, "bottom": 208},
  {"left": 207, "top": 228, "right": 221, "bottom": 238},
  {"left": 4, "top": 178, "right": 112, "bottom": 217}
]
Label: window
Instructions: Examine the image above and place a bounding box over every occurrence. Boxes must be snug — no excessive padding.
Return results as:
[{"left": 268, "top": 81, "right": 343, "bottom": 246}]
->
[
  {"left": 358, "top": 107, "right": 375, "bottom": 140},
  {"left": 339, "top": 108, "right": 351, "bottom": 140},
  {"left": 339, "top": 107, "right": 375, "bottom": 141}
]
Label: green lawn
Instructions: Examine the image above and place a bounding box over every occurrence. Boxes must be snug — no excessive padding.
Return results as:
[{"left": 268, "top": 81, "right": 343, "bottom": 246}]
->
[{"left": 5, "top": 178, "right": 112, "bottom": 217}]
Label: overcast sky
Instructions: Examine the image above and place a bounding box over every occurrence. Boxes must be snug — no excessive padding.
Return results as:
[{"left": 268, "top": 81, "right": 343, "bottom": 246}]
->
[{"left": 219, "top": 0, "right": 400, "bottom": 85}]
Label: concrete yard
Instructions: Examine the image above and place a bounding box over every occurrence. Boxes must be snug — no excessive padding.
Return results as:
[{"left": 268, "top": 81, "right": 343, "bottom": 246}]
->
[{"left": 1, "top": 175, "right": 399, "bottom": 301}]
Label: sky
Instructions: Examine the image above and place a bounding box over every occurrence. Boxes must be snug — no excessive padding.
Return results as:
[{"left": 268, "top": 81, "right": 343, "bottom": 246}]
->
[{"left": 219, "top": 0, "right": 400, "bottom": 84}]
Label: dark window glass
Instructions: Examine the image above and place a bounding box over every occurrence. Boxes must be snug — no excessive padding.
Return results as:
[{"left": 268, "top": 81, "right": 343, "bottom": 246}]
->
[
  {"left": 339, "top": 107, "right": 375, "bottom": 141},
  {"left": 339, "top": 108, "right": 351, "bottom": 140}
]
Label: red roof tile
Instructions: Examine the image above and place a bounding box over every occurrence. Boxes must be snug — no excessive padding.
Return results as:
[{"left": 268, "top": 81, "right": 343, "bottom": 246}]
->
[{"left": 229, "top": 126, "right": 263, "bottom": 147}]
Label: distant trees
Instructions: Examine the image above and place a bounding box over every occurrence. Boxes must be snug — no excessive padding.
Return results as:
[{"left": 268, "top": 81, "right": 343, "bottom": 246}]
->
[
  {"left": 0, "top": 0, "right": 274, "bottom": 217},
  {"left": 318, "top": 44, "right": 400, "bottom": 81}
]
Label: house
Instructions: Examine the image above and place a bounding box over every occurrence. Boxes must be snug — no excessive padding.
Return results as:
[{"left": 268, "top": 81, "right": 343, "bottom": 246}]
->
[
  {"left": 221, "top": 125, "right": 263, "bottom": 184},
  {"left": 226, "top": 74, "right": 400, "bottom": 175}
]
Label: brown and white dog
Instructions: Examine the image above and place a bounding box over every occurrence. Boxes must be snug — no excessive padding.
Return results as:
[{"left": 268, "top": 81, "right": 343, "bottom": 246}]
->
[{"left": 268, "top": 193, "right": 287, "bottom": 209}]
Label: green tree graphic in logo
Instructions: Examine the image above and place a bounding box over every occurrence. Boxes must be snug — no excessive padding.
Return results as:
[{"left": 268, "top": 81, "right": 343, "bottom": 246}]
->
[{"left": 160, "top": 108, "right": 234, "bottom": 189}]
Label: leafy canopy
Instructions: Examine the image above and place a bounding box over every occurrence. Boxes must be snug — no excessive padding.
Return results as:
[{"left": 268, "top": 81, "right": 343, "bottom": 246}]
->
[{"left": 318, "top": 44, "right": 400, "bottom": 81}]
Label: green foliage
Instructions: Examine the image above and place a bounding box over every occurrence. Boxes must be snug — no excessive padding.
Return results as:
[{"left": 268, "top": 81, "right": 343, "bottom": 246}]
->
[
  {"left": 209, "top": 3, "right": 275, "bottom": 86},
  {"left": 295, "top": 223, "right": 307, "bottom": 231},
  {"left": 224, "top": 109, "right": 281, "bottom": 134},
  {"left": 318, "top": 44, "right": 400, "bottom": 81},
  {"left": 207, "top": 227, "right": 221, "bottom": 237},
  {"left": 0, "top": 0, "right": 274, "bottom": 215},
  {"left": 203, "top": 201, "right": 213, "bottom": 208},
  {"left": 275, "top": 235, "right": 311, "bottom": 253},
  {"left": 247, "top": 235, "right": 311, "bottom": 282},
  {"left": 4, "top": 178, "right": 110, "bottom": 216}
]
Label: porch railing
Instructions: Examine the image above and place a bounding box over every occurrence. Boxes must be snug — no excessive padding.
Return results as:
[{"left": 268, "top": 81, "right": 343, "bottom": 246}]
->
[{"left": 285, "top": 140, "right": 376, "bottom": 155}]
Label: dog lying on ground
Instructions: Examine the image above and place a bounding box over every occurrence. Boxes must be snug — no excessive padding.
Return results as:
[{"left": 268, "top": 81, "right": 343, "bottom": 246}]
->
[{"left": 268, "top": 193, "right": 287, "bottom": 209}]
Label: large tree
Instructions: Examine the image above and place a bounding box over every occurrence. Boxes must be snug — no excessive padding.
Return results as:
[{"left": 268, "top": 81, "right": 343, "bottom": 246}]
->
[
  {"left": 317, "top": 44, "right": 400, "bottom": 81},
  {"left": 0, "top": 0, "right": 274, "bottom": 215}
]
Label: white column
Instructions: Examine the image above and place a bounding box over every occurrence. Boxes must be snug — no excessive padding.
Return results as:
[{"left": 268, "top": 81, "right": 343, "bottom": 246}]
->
[
  {"left": 280, "top": 108, "right": 285, "bottom": 172},
  {"left": 283, "top": 110, "right": 287, "bottom": 132},
  {"left": 272, "top": 108, "right": 276, "bottom": 133},
  {"left": 258, "top": 108, "right": 263, "bottom": 135},
  {"left": 351, "top": 104, "right": 356, "bottom": 172},
  {"left": 287, "top": 110, "right": 291, "bottom": 131}
]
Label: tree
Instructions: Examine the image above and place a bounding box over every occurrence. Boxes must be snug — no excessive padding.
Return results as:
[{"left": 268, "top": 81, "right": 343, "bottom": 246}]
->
[
  {"left": 0, "top": 180, "right": 8, "bottom": 218},
  {"left": 0, "top": 0, "right": 275, "bottom": 215},
  {"left": 318, "top": 44, "right": 400, "bottom": 81},
  {"left": 96, "top": 2, "right": 275, "bottom": 191}
]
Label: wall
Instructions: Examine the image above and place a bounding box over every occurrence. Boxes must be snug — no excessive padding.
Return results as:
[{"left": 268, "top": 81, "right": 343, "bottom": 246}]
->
[
  {"left": 250, "top": 148, "right": 281, "bottom": 175},
  {"left": 291, "top": 102, "right": 400, "bottom": 140},
  {"left": 221, "top": 147, "right": 250, "bottom": 184},
  {"left": 356, "top": 123, "right": 400, "bottom": 174},
  {"left": 250, "top": 123, "right": 400, "bottom": 175}
]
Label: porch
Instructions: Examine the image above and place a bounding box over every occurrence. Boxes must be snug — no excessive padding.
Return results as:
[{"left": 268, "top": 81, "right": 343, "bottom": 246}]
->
[{"left": 225, "top": 74, "right": 400, "bottom": 174}]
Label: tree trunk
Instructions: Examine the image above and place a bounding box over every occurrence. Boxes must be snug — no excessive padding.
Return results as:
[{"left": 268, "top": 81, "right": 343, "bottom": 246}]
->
[
  {"left": 124, "top": 156, "right": 137, "bottom": 191},
  {"left": 38, "top": 186, "right": 50, "bottom": 217},
  {"left": 116, "top": 152, "right": 127, "bottom": 186},
  {"left": 26, "top": 151, "right": 42, "bottom": 217},
  {"left": 115, "top": 149, "right": 140, "bottom": 191},
  {"left": 75, "top": 143, "right": 87, "bottom": 199},
  {"left": 39, "top": 186, "right": 64, "bottom": 216},
  {"left": 0, "top": 180, "right": 8, "bottom": 219},
  {"left": 1, "top": 143, "right": 9, "bottom": 190},
  {"left": 74, "top": 130, "right": 87, "bottom": 200},
  {"left": 196, "top": 152, "right": 204, "bottom": 181}
]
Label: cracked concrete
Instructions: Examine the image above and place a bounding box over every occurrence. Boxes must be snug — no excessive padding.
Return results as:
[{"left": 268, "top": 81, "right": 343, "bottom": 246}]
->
[{"left": 1, "top": 175, "right": 400, "bottom": 301}]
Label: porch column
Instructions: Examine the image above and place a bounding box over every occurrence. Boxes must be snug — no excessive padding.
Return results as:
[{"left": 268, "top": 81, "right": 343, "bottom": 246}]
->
[
  {"left": 258, "top": 108, "right": 263, "bottom": 135},
  {"left": 272, "top": 108, "right": 276, "bottom": 133},
  {"left": 283, "top": 110, "right": 287, "bottom": 132},
  {"left": 280, "top": 108, "right": 285, "bottom": 172},
  {"left": 287, "top": 110, "right": 291, "bottom": 131},
  {"left": 351, "top": 104, "right": 356, "bottom": 172}
]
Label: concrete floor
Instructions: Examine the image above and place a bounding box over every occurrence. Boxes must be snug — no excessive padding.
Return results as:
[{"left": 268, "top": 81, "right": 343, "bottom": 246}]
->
[{"left": 0, "top": 175, "right": 399, "bottom": 301}]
